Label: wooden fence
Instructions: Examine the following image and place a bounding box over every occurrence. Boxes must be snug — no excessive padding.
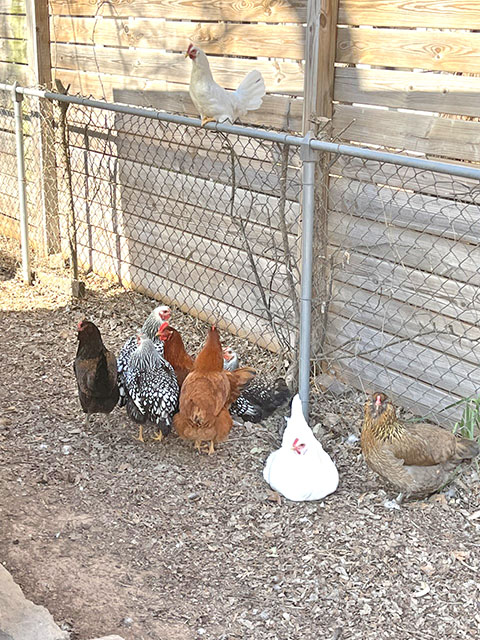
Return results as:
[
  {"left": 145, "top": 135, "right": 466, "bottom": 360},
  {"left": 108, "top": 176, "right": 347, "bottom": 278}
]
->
[{"left": 1, "top": 0, "right": 480, "bottom": 421}]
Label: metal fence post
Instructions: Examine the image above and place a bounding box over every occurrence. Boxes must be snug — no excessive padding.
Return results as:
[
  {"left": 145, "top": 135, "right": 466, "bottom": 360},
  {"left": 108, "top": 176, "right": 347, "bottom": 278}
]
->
[
  {"left": 12, "top": 83, "right": 32, "bottom": 284},
  {"left": 299, "top": 132, "right": 317, "bottom": 419}
]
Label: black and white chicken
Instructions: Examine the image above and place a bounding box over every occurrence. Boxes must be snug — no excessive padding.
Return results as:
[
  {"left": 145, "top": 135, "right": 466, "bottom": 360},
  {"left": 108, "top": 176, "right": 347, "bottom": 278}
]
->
[
  {"left": 123, "top": 332, "right": 179, "bottom": 442},
  {"left": 117, "top": 305, "right": 171, "bottom": 407},
  {"left": 222, "top": 347, "right": 292, "bottom": 423}
]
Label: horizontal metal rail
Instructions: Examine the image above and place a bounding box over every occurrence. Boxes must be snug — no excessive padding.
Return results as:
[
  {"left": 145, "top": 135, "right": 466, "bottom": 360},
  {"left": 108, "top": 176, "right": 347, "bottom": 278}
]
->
[{"left": 1, "top": 82, "right": 480, "bottom": 181}]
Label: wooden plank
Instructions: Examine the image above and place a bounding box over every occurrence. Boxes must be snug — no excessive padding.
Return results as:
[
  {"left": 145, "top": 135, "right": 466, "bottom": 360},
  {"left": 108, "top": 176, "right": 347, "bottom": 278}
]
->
[
  {"left": 72, "top": 109, "right": 303, "bottom": 168},
  {"left": 331, "top": 250, "right": 480, "bottom": 330},
  {"left": 330, "top": 348, "right": 462, "bottom": 427},
  {"left": 329, "top": 175, "right": 480, "bottom": 245},
  {"left": 327, "top": 313, "right": 480, "bottom": 399},
  {"left": 68, "top": 143, "right": 301, "bottom": 231},
  {"left": 66, "top": 129, "right": 302, "bottom": 202},
  {"left": 303, "top": 0, "right": 339, "bottom": 131},
  {"left": 330, "top": 210, "right": 480, "bottom": 288},
  {"left": 0, "top": 37, "right": 27, "bottom": 64},
  {"left": 334, "top": 67, "right": 480, "bottom": 119},
  {"left": 329, "top": 281, "right": 480, "bottom": 367},
  {"left": 336, "top": 26, "right": 480, "bottom": 73},
  {"left": 0, "top": 129, "right": 16, "bottom": 154},
  {"left": 49, "top": 0, "right": 308, "bottom": 23},
  {"left": 53, "top": 69, "right": 304, "bottom": 131},
  {"left": 0, "top": 59, "right": 27, "bottom": 83},
  {"left": 75, "top": 245, "right": 286, "bottom": 352},
  {"left": 51, "top": 43, "right": 305, "bottom": 95},
  {"left": 333, "top": 104, "right": 480, "bottom": 163},
  {"left": 74, "top": 222, "right": 295, "bottom": 347},
  {"left": 71, "top": 148, "right": 300, "bottom": 242},
  {"left": 26, "top": 0, "right": 52, "bottom": 85},
  {"left": 339, "top": 0, "right": 480, "bottom": 29},
  {"left": 0, "top": 0, "right": 25, "bottom": 13},
  {"left": 69, "top": 188, "right": 297, "bottom": 298},
  {"left": 332, "top": 155, "right": 480, "bottom": 205},
  {"left": 70, "top": 173, "right": 299, "bottom": 272},
  {"left": 26, "top": 0, "right": 60, "bottom": 254},
  {"left": 0, "top": 14, "right": 25, "bottom": 39},
  {"left": 50, "top": 16, "right": 305, "bottom": 59}
]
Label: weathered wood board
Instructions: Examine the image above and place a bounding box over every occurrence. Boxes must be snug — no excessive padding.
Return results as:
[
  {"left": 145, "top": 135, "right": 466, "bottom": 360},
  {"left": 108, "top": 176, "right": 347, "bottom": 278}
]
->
[
  {"left": 337, "top": 26, "right": 480, "bottom": 74},
  {"left": 50, "top": 16, "right": 305, "bottom": 60},
  {"left": 333, "top": 104, "right": 480, "bottom": 163},
  {"left": 334, "top": 67, "right": 480, "bottom": 119},
  {"left": 49, "top": 0, "right": 308, "bottom": 23},
  {"left": 52, "top": 43, "right": 305, "bottom": 96},
  {"left": 328, "top": 312, "right": 480, "bottom": 399},
  {"left": 339, "top": 0, "right": 480, "bottom": 29}
]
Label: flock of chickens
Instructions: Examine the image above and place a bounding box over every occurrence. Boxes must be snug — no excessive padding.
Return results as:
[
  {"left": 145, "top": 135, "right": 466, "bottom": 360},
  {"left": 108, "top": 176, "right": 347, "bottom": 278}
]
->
[
  {"left": 73, "top": 45, "right": 479, "bottom": 504},
  {"left": 74, "top": 304, "right": 479, "bottom": 506}
]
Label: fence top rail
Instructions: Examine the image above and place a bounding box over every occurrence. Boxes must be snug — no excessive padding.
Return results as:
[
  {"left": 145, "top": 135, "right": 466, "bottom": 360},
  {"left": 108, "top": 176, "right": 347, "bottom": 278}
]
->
[{"left": 1, "top": 82, "right": 480, "bottom": 182}]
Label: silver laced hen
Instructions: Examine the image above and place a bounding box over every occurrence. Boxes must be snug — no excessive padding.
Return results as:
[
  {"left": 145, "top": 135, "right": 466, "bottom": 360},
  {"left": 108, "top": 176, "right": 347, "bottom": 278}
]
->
[{"left": 124, "top": 333, "right": 179, "bottom": 442}]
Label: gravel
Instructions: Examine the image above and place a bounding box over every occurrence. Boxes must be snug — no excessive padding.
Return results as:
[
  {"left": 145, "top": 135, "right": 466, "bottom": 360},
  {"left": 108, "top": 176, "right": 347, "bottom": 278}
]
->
[{"left": 0, "top": 244, "right": 479, "bottom": 640}]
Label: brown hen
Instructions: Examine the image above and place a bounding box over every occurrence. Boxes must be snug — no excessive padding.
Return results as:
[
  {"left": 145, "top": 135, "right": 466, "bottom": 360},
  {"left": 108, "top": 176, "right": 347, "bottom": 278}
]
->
[
  {"left": 361, "top": 392, "right": 479, "bottom": 500},
  {"left": 173, "top": 326, "right": 255, "bottom": 453},
  {"left": 158, "top": 325, "right": 194, "bottom": 387}
]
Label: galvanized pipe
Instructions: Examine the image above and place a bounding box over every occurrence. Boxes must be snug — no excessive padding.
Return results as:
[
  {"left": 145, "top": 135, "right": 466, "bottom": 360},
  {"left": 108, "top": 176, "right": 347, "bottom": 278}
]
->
[
  {"left": 12, "top": 84, "right": 32, "bottom": 284},
  {"left": 298, "top": 132, "right": 316, "bottom": 419},
  {"left": 1, "top": 82, "right": 480, "bottom": 181}
]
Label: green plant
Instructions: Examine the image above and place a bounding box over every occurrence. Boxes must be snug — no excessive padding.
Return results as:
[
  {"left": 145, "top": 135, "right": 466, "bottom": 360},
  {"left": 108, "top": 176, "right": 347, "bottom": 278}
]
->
[{"left": 444, "top": 396, "right": 480, "bottom": 441}]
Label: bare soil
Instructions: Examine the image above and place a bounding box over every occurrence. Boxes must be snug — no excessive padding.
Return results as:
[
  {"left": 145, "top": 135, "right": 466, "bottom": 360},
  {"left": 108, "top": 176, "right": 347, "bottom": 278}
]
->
[{"left": 0, "top": 247, "right": 479, "bottom": 640}]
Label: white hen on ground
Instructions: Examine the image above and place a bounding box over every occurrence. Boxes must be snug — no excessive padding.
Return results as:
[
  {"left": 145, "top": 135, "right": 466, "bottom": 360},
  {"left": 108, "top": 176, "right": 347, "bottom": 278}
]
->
[{"left": 263, "top": 394, "right": 339, "bottom": 501}]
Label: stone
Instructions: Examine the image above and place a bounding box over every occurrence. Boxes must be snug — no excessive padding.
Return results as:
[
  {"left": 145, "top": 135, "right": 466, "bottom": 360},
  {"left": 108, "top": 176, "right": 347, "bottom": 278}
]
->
[{"left": 0, "top": 565, "right": 68, "bottom": 640}]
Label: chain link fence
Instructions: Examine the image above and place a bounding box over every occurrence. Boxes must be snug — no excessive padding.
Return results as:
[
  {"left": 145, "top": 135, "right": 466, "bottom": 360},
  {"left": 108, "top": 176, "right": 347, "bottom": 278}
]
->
[
  {"left": 324, "top": 154, "right": 480, "bottom": 424},
  {"left": 0, "top": 88, "right": 20, "bottom": 279},
  {"left": 1, "top": 84, "right": 480, "bottom": 425}
]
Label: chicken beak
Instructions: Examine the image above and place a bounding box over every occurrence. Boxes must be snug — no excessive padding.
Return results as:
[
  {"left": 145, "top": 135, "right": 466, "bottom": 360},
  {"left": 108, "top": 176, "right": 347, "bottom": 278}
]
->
[{"left": 184, "top": 51, "right": 189, "bottom": 58}]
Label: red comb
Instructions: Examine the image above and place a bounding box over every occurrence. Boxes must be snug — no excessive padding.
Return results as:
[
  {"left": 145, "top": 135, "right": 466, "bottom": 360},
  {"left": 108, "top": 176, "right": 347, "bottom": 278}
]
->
[
  {"left": 187, "top": 43, "right": 194, "bottom": 54},
  {"left": 158, "top": 321, "right": 169, "bottom": 333},
  {"left": 375, "top": 394, "right": 382, "bottom": 405}
]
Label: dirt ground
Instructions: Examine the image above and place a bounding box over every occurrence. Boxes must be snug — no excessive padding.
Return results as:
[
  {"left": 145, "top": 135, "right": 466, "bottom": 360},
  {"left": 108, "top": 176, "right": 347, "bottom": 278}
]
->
[{"left": 0, "top": 246, "right": 479, "bottom": 640}]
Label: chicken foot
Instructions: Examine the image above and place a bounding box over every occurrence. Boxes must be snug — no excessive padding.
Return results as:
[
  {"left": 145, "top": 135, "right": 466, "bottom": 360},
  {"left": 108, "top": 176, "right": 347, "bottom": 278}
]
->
[
  {"left": 201, "top": 116, "right": 215, "bottom": 127},
  {"left": 152, "top": 431, "right": 163, "bottom": 442},
  {"left": 134, "top": 424, "right": 145, "bottom": 443}
]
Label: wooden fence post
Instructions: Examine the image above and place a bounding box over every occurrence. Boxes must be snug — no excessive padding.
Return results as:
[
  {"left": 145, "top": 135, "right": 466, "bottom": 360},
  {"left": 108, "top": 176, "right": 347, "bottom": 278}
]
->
[
  {"left": 302, "top": 0, "right": 339, "bottom": 367},
  {"left": 26, "top": 0, "right": 61, "bottom": 254}
]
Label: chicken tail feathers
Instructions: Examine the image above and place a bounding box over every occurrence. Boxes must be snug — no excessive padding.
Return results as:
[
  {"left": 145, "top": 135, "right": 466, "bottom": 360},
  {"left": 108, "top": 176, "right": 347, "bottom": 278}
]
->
[
  {"left": 235, "top": 70, "right": 265, "bottom": 113},
  {"left": 455, "top": 437, "right": 480, "bottom": 461},
  {"left": 227, "top": 367, "right": 256, "bottom": 404}
]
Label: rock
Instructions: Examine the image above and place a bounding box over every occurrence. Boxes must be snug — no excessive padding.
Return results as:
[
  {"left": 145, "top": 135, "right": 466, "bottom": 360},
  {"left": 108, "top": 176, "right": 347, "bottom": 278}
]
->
[{"left": 0, "top": 565, "right": 68, "bottom": 640}]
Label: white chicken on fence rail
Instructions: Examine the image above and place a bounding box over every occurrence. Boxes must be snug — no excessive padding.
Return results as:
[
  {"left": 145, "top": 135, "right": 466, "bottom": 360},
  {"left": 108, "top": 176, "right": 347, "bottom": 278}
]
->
[
  {"left": 186, "top": 43, "right": 266, "bottom": 126},
  {"left": 263, "top": 394, "right": 339, "bottom": 502}
]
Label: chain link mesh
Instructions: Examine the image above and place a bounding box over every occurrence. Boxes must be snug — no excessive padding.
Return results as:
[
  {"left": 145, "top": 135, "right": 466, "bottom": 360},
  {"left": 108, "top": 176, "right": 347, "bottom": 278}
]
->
[
  {"left": 2, "top": 87, "right": 480, "bottom": 425},
  {"left": 0, "top": 88, "right": 19, "bottom": 278},
  {"left": 324, "top": 154, "right": 480, "bottom": 425},
  {"left": 16, "top": 92, "right": 301, "bottom": 359}
]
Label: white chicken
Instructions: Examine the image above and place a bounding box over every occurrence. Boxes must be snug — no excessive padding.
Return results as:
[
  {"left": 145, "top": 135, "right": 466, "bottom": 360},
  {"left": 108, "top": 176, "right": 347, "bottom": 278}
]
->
[
  {"left": 263, "top": 395, "right": 339, "bottom": 501},
  {"left": 185, "top": 43, "right": 266, "bottom": 125}
]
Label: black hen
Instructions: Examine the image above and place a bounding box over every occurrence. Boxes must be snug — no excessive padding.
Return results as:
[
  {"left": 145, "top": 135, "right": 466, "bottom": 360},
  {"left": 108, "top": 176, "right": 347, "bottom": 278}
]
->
[
  {"left": 74, "top": 320, "right": 119, "bottom": 424},
  {"left": 223, "top": 348, "right": 292, "bottom": 423}
]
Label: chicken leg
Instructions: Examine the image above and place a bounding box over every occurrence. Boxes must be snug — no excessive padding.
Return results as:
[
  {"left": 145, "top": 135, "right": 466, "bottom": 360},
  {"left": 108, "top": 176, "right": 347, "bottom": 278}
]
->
[
  {"left": 208, "top": 440, "right": 215, "bottom": 455},
  {"left": 152, "top": 431, "right": 163, "bottom": 442},
  {"left": 201, "top": 116, "right": 215, "bottom": 127},
  {"left": 134, "top": 424, "right": 145, "bottom": 443}
]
